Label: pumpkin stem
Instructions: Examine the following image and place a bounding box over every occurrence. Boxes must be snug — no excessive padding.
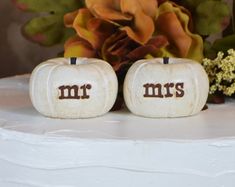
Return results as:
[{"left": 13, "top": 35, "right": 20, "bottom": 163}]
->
[
  {"left": 163, "top": 57, "right": 169, "bottom": 64},
  {"left": 70, "top": 57, "right": 77, "bottom": 65}
]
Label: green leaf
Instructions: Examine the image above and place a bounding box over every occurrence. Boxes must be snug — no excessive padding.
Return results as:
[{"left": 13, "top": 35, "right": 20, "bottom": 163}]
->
[
  {"left": 179, "top": 0, "right": 204, "bottom": 10},
  {"left": 23, "top": 14, "right": 65, "bottom": 46},
  {"left": 61, "top": 28, "right": 76, "bottom": 44},
  {"left": 204, "top": 34, "right": 235, "bottom": 58},
  {"left": 212, "top": 34, "right": 235, "bottom": 52},
  {"left": 176, "top": 0, "right": 231, "bottom": 35},
  {"left": 195, "top": 1, "right": 230, "bottom": 35},
  {"left": 203, "top": 41, "right": 217, "bottom": 59},
  {"left": 13, "top": 0, "right": 84, "bottom": 13},
  {"left": 13, "top": 0, "right": 85, "bottom": 46}
]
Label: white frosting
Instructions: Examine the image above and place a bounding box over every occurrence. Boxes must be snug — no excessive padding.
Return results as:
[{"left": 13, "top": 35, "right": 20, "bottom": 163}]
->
[{"left": 0, "top": 75, "right": 235, "bottom": 187}]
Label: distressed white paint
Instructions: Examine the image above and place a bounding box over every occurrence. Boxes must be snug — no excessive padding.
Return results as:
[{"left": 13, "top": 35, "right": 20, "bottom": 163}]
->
[
  {"left": 30, "top": 58, "right": 118, "bottom": 118},
  {"left": 124, "top": 58, "right": 209, "bottom": 118}
]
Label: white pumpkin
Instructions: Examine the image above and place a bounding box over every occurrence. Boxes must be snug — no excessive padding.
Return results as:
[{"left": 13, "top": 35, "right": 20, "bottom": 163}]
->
[
  {"left": 123, "top": 58, "right": 209, "bottom": 118},
  {"left": 30, "top": 57, "right": 118, "bottom": 118}
]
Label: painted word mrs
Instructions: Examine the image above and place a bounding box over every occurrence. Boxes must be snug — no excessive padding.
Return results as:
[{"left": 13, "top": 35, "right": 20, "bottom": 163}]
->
[
  {"left": 58, "top": 84, "right": 92, "bottom": 100},
  {"left": 143, "top": 82, "right": 184, "bottom": 98}
]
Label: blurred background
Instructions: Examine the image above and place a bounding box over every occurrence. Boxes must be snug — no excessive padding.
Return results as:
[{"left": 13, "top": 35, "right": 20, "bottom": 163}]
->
[
  {"left": 0, "top": 0, "right": 62, "bottom": 78},
  {"left": 0, "top": 0, "right": 233, "bottom": 78}
]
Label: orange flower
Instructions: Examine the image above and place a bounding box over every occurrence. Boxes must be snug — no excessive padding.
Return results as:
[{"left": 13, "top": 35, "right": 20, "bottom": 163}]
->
[
  {"left": 64, "top": 1, "right": 203, "bottom": 71},
  {"left": 64, "top": 8, "right": 116, "bottom": 57},
  {"left": 85, "top": 0, "right": 157, "bottom": 44}
]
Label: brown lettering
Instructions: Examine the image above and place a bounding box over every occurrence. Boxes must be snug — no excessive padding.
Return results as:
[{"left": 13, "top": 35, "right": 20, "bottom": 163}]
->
[
  {"left": 58, "top": 84, "right": 91, "bottom": 100},
  {"left": 59, "top": 85, "right": 80, "bottom": 99},
  {"left": 80, "top": 84, "right": 92, "bottom": 99},
  {"left": 143, "top": 83, "right": 164, "bottom": 98},
  {"left": 143, "top": 82, "right": 185, "bottom": 98},
  {"left": 164, "top": 83, "right": 174, "bottom": 97},
  {"left": 175, "top": 82, "right": 184, "bottom": 97}
]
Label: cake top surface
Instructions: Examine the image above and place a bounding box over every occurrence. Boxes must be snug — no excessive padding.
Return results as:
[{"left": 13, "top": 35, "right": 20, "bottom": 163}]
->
[{"left": 0, "top": 75, "right": 235, "bottom": 141}]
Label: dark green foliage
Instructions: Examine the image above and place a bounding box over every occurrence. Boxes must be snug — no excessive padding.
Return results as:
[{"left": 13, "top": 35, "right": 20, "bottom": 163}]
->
[{"left": 13, "top": 0, "right": 84, "bottom": 46}]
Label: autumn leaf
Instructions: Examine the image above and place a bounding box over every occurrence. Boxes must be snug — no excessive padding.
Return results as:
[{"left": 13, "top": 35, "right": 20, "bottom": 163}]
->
[{"left": 13, "top": 0, "right": 85, "bottom": 46}]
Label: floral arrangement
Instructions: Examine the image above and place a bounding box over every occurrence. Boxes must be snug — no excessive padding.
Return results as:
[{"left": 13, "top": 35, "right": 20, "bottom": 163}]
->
[
  {"left": 203, "top": 49, "right": 235, "bottom": 103},
  {"left": 13, "top": 0, "right": 235, "bottom": 106}
]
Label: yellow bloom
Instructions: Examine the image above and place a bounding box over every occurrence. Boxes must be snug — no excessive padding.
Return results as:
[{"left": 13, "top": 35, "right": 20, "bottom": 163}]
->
[{"left": 202, "top": 49, "right": 235, "bottom": 96}]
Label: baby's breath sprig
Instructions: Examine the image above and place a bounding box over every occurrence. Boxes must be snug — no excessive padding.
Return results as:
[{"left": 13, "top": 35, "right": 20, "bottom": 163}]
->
[{"left": 202, "top": 49, "right": 235, "bottom": 96}]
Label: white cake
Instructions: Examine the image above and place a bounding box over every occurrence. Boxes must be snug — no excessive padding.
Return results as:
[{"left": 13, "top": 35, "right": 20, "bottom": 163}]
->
[{"left": 0, "top": 75, "right": 235, "bottom": 187}]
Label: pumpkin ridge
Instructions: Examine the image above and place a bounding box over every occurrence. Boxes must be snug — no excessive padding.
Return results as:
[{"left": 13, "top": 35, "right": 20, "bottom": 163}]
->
[
  {"left": 30, "top": 62, "right": 58, "bottom": 116},
  {"left": 90, "top": 63, "right": 110, "bottom": 114},
  {"left": 46, "top": 64, "right": 61, "bottom": 117},
  {"left": 186, "top": 63, "right": 199, "bottom": 116},
  {"left": 126, "top": 60, "right": 149, "bottom": 113}
]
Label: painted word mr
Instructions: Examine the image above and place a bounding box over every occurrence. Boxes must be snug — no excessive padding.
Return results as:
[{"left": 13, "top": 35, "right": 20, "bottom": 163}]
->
[{"left": 58, "top": 84, "right": 92, "bottom": 100}]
